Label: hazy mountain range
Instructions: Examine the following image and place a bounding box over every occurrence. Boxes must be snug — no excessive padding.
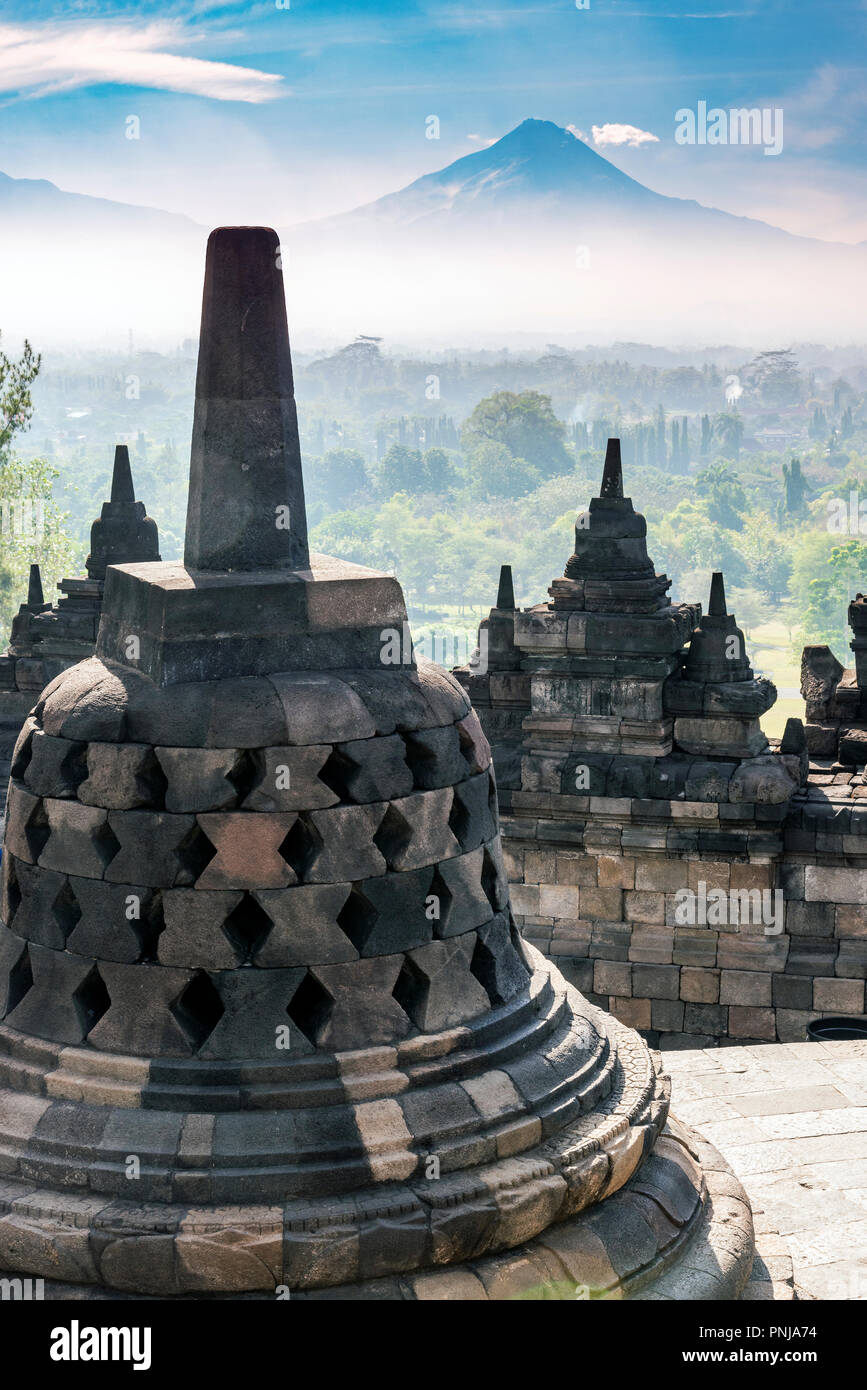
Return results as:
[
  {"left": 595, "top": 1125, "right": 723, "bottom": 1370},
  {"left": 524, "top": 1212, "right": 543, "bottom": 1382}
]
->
[{"left": 0, "top": 119, "right": 863, "bottom": 347}]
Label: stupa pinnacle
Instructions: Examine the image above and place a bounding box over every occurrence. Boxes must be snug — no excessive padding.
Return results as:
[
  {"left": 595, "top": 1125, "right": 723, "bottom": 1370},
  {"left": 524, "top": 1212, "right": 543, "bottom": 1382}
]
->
[{"left": 0, "top": 242, "right": 754, "bottom": 1300}]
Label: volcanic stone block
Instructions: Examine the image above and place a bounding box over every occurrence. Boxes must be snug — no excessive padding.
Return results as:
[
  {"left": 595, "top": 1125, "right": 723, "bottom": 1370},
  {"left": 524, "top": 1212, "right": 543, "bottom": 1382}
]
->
[
  {"left": 785, "top": 901, "right": 835, "bottom": 938},
  {"left": 415, "top": 661, "right": 472, "bottom": 727},
  {"left": 305, "top": 803, "right": 388, "bottom": 882},
  {"left": 432, "top": 847, "right": 498, "bottom": 938},
  {"left": 241, "top": 745, "right": 337, "bottom": 811},
  {"left": 450, "top": 773, "right": 497, "bottom": 854},
  {"left": 106, "top": 811, "right": 199, "bottom": 888},
  {"left": 805, "top": 865, "right": 867, "bottom": 905},
  {"left": 679, "top": 967, "right": 719, "bottom": 1003},
  {"left": 472, "top": 916, "right": 531, "bottom": 1006},
  {"left": 772, "top": 974, "right": 813, "bottom": 1009},
  {"left": 268, "top": 673, "right": 376, "bottom": 745},
  {"left": 253, "top": 884, "right": 357, "bottom": 966},
  {"left": 328, "top": 734, "right": 414, "bottom": 803},
  {"left": 813, "top": 976, "right": 865, "bottom": 1012},
  {"left": 155, "top": 747, "right": 240, "bottom": 813},
  {"left": 65, "top": 879, "right": 159, "bottom": 963},
  {"left": 202, "top": 968, "right": 311, "bottom": 1058},
  {"left": 5, "top": 942, "right": 106, "bottom": 1044},
  {"left": 6, "top": 859, "right": 75, "bottom": 948},
  {"left": 728, "top": 1006, "right": 775, "bottom": 1040},
  {"left": 683, "top": 1002, "right": 727, "bottom": 1036},
  {"left": 23, "top": 731, "right": 87, "bottom": 800},
  {"left": 631, "top": 963, "right": 679, "bottom": 1000},
  {"left": 9, "top": 715, "right": 37, "bottom": 781},
  {"left": 39, "top": 659, "right": 121, "bottom": 740},
  {"left": 403, "top": 726, "right": 468, "bottom": 791},
  {"left": 836, "top": 940, "right": 867, "bottom": 979},
  {"left": 0, "top": 926, "right": 30, "bottom": 1016},
  {"left": 594, "top": 960, "right": 632, "bottom": 996},
  {"left": 157, "top": 889, "right": 246, "bottom": 968},
  {"left": 395, "top": 938, "right": 490, "bottom": 1032},
  {"left": 455, "top": 712, "right": 491, "bottom": 775},
  {"left": 79, "top": 742, "right": 162, "bottom": 810},
  {"left": 305, "top": 957, "right": 412, "bottom": 1049},
  {"left": 196, "top": 812, "right": 299, "bottom": 889},
  {"left": 728, "top": 757, "right": 798, "bottom": 805},
  {"left": 348, "top": 867, "right": 435, "bottom": 957},
  {"left": 338, "top": 670, "right": 433, "bottom": 735},
  {"left": 372, "top": 790, "right": 460, "bottom": 872},
  {"left": 684, "top": 761, "right": 735, "bottom": 803},
  {"left": 651, "top": 999, "right": 684, "bottom": 1031},
  {"left": 4, "top": 783, "right": 47, "bottom": 865},
  {"left": 719, "top": 970, "right": 772, "bottom": 1006},
  {"left": 88, "top": 962, "right": 203, "bottom": 1056},
  {"left": 39, "top": 800, "right": 119, "bottom": 879}
]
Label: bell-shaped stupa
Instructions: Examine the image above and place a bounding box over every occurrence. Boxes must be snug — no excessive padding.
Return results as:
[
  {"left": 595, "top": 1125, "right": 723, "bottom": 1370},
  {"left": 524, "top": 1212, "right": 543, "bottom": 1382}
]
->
[{"left": 0, "top": 231, "right": 753, "bottom": 1299}]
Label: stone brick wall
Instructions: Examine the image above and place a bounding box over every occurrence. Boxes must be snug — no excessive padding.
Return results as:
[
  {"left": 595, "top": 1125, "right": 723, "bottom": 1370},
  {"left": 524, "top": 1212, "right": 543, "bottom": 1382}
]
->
[{"left": 502, "top": 784, "right": 867, "bottom": 1045}]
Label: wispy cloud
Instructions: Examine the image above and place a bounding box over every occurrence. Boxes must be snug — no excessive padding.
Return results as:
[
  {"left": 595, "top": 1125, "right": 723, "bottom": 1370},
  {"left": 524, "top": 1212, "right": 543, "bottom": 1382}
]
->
[{"left": 0, "top": 21, "right": 284, "bottom": 103}]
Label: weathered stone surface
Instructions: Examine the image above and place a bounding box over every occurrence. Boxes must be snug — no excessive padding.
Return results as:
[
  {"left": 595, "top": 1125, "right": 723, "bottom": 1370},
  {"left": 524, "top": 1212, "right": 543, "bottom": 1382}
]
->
[
  {"left": 433, "top": 847, "right": 500, "bottom": 937},
  {"left": 155, "top": 747, "right": 240, "bottom": 812},
  {"left": 157, "top": 888, "right": 245, "bottom": 968},
  {"left": 79, "top": 742, "right": 162, "bottom": 810},
  {"left": 349, "top": 867, "right": 435, "bottom": 957},
  {"left": 23, "top": 731, "right": 87, "bottom": 800},
  {"left": 39, "top": 799, "right": 118, "bottom": 879},
  {"left": 305, "top": 803, "right": 388, "bottom": 882},
  {"left": 396, "top": 937, "right": 490, "bottom": 1032},
  {"left": 4, "top": 941, "right": 103, "bottom": 1044},
  {"left": 88, "top": 962, "right": 199, "bottom": 1055},
  {"left": 196, "top": 812, "right": 299, "bottom": 889},
  {"left": 65, "top": 878, "right": 158, "bottom": 963},
  {"left": 105, "top": 811, "right": 197, "bottom": 888},
  {"left": 241, "top": 745, "right": 337, "bottom": 811},
  {"left": 202, "top": 967, "right": 312, "bottom": 1058},
  {"left": 329, "top": 734, "right": 414, "bottom": 803},
  {"left": 729, "top": 756, "right": 799, "bottom": 805},
  {"left": 307, "top": 957, "right": 412, "bottom": 1049},
  {"left": 268, "top": 673, "right": 376, "bottom": 745},
  {"left": 253, "top": 884, "right": 357, "bottom": 966}
]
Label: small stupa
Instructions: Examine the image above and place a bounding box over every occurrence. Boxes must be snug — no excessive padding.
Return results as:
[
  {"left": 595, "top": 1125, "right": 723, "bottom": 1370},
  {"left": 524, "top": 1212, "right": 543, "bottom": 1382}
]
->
[{"left": 0, "top": 232, "right": 753, "bottom": 1299}]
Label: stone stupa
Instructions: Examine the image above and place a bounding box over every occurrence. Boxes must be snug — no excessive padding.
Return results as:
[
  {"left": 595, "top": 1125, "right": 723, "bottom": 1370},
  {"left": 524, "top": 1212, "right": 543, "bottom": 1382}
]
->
[{"left": 0, "top": 229, "right": 754, "bottom": 1299}]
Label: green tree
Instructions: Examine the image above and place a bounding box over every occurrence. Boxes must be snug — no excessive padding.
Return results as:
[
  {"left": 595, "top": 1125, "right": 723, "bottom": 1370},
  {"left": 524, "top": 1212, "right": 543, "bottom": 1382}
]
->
[
  {"left": 713, "top": 412, "right": 744, "bottom": 461},
  {"left": 464, "top": 440, "right": 540, "bottom": 500},
  {"left": 317, "top": 448, "right": 368, "bottom": 509},
  {"left": 461, "top": 390, "right": 571, "bottom": 477},
  {"left": 695, "top": 461, "right": 746, "bottom": 531}
]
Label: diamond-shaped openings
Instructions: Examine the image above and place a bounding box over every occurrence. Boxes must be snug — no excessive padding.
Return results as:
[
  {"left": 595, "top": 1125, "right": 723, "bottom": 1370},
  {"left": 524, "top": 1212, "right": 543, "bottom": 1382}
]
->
[
  {"left": 373, "top": 803, "right": 413, "bottom": 868},
  {"left": 131, "top": 891, "right": 166, "bottom": 964},
  {"left": 487, "top": 770, "right": 499, "bottom": 829},
  {"left": 52, "top": 880, "right": 82, "bottom": 944},
  {"left": 392, "top": 956, "right": 428, "bottom": 1029},
  {"left": 447, "top": 786, "right": 470, "bottom": 847},
  {"left": 287, "top": 971, "right": 333, "bottom": 1047},
  {"left": 278, "top": 814, "right": 321, "bottom": 880},
  {"left": 336, "top": 886, "right": 378, "bottom": 954},
  {"left": 222, "top": 892, "right": 274, "bottom": 963},
  {"left": 227, "top": 749, "right": 261, "bottom": 805},
  {"left": 6, "top": 943, "right": 33, "bottom": 1016},
  {"left": 24, "top": 799, "right": 50, "bottom": 862},
  {"left": 316, "top": 748, "right": 356, "bottom": 803},
  {"left": 9, "top": 725, "right": 35, "bottom": 783},
  {"left": 175, "top": 823, "right": 217, "bottom": 885},
  {"left": 456, "top": 720, "right": 481, "bottom": 773},
  {"left": 171, "top": 970, "right": 225, "bottom": 1051},
  {"left": 427, "top": 865, "right": 454, "bottom": 935},
  {"left": 1, "top": 857, "right": 22, "bottom": 929},
  {"left": 73, "top": 964, "right": 110, "bottom": 1036}
]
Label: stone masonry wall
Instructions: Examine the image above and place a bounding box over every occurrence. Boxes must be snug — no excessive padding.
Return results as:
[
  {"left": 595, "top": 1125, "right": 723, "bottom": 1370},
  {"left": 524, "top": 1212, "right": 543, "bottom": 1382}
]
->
[{"left": 502, "top": 774, "right": 867, "bottom": 1046}]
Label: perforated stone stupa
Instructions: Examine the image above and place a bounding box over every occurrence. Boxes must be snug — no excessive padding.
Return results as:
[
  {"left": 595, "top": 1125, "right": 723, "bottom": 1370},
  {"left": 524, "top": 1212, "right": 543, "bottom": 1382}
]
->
[{"left": 0, "top": 230, "right": 754, "bottom": 1300}]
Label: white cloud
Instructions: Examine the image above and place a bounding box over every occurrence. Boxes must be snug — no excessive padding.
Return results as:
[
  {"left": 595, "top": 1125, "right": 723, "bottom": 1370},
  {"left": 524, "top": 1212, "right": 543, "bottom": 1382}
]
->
[
  {"left": 591, "top": 122, "right": 659, "bottom": 148},
  {"left": 466, "top": 132, "right": 497, "bottom": 146},
  {"left": 0, "top": 21, "right": 284, "bottom": 103},
  {"left": 566, "top": 124, "right": 589, "bottom": 142}
]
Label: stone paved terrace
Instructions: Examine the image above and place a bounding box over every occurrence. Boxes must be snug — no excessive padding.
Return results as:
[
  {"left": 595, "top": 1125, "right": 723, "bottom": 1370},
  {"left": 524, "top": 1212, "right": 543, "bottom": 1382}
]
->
[{"left": 666, "top": 1038, "right": 867, "bottom": 1300}]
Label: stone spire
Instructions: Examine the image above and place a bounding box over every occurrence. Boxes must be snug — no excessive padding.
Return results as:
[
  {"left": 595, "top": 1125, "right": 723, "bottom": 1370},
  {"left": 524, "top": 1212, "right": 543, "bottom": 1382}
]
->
[
  {"left": 184, "top": 226, "right": 309, "bottom": 573},
  {"left": 673, "top": 571, "right": 774, "bottom": 757},
  {"left": 684, "top": 571, "right": 753, "bottom": 684},
  {"left": 599, "top": 436, "right": 623, "bottom": 499},
  {"left": 86, "top": 444, "right": 160, "bottom": 581},
  {"left": 496, "top": 563, "right": 515, "bottom": 611},
  {"left": 27, "top": 563, "right": 44, "bottom": 608},
  {"left": 7, "top": 563, "right": 49, "bottom": 657}
]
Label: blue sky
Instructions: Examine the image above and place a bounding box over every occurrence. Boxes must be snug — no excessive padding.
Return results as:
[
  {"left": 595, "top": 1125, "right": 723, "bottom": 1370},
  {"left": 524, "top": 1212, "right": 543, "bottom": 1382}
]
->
[{"left": 1, "top": 0, "right": 866, "bottom": 239}]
